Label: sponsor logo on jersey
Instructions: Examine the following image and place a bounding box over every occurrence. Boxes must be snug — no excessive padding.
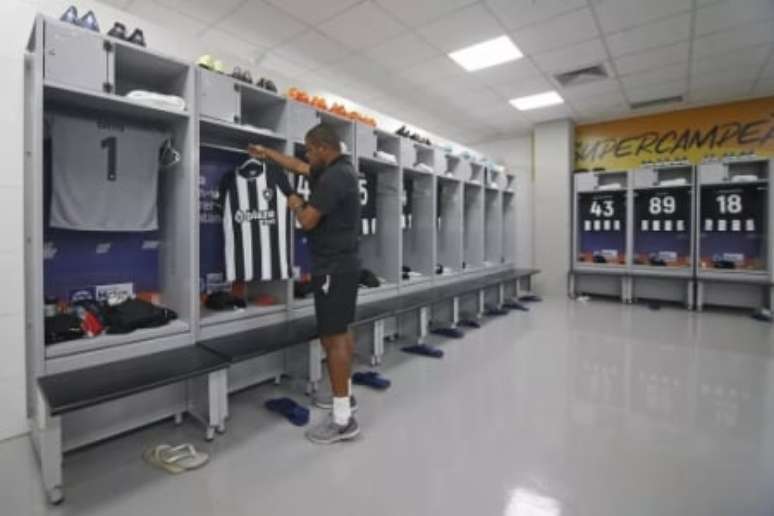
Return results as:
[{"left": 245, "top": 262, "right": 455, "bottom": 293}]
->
[{"left": 234, "top": 209, "right": 276, "bottom": 225}]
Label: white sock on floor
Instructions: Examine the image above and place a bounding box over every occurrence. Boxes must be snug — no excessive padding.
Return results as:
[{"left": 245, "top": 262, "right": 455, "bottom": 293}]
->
[{"left": 332, "top": 396, "right": 351, "bottom": 426}]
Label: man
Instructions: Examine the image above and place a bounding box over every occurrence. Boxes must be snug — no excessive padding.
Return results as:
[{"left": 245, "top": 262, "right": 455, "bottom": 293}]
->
[{"left": 249, "top": 124, "right": 361, "bottom": 444}]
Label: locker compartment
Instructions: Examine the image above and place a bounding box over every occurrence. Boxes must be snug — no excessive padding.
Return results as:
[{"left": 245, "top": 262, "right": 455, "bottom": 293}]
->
[
  {"left": 44, "top": 20, "right": 109, "bottom": 93},
  {"left": 199, "top": 69, "right": 239, "bottom": 123},
  {"left": 464, "top": 184, "right": 485, "bottom": 269},
  {"left": 402, "top": 171, "right": 435, "bottom": 284},
  {"left": 436, "top": 178, "right": 463, "bottom": 275},
  {"left": 114, "top": 43, "right": 190, "bottom": 104},
  {"left": 401, "top": 139, "right": 434, "bottom": 171},
  {"left": 288, "top": 102, "right": 319, "bottom": 142}
]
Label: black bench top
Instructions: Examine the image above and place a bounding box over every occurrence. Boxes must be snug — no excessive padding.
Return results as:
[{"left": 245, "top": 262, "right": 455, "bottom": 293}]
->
[
  {"left": 199, "top": 315, "right": 318, "bottom": 363},
  {"left": 39, "top": 346, "right": 229, "bottom": 416},
  {"left": 198, "top": 267, "right": 540, "bottom": 362}
]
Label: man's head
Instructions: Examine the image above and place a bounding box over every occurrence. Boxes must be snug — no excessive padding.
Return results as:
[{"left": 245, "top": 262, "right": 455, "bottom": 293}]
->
[{"left": 305, "top": 124, "right": 341, "bottom": 170}]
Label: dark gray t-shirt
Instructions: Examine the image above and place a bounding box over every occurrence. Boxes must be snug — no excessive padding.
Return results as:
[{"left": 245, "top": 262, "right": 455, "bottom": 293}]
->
[{"left": 307, "top": 156, "right": 361, "bottom": 275}]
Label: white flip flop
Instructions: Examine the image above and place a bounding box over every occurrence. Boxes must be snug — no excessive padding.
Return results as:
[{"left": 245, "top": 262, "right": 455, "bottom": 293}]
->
[{"left": 143, "top": 444, "right": 209, "bottom": 474}]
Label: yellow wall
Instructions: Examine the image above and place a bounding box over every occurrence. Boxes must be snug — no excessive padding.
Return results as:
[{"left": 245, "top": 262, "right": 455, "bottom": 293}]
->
[{"left": 575, "top": 97, "right": 774, "bottom": 171}]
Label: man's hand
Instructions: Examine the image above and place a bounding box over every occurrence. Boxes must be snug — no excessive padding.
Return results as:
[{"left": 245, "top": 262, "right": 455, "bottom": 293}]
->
[
  {"left": 287, "top": 194, "right": 305, "bottom": 211},
  {"left": 248, "top": 144, "right": 272, "bottom": 161}
]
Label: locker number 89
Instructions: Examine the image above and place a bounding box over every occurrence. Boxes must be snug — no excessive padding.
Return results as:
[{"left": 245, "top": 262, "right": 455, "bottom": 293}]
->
[
  {"left": 590, "top": 200, "right": 614, "bottom": 218},
  {"left": 649, "top": 195, "right": 676, "bottom": 215}
]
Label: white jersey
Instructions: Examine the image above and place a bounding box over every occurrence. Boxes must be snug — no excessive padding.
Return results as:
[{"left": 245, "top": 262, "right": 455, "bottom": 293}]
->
[{"left": 218, "top": 164, "right": 292, "bottom": 282}]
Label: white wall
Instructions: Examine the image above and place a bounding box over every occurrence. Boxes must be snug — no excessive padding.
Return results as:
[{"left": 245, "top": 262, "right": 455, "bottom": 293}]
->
[
  {"left": 532, "top": 120, "right": 574, "bottom": 296},
  {"left": 473, "top": 137, "right": 534, "bottom": 269},
  {"left": 0, "top": 0, "right": 525, "bottom": 441}
]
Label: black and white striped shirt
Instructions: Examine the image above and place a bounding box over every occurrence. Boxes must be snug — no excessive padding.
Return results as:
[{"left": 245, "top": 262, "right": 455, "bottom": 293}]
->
[{"left": 218, "top": 164, "right": 292, "bottom": 282}]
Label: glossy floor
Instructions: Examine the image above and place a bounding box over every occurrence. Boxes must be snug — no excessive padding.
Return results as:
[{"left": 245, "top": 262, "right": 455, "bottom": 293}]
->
[{"left": 3, "top": 297, "right": 774, "bottom": 515}]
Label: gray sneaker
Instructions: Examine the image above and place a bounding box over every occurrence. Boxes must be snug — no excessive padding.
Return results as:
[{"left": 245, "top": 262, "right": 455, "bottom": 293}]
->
[
  {"left": 312, "top": 393, "right": 359, "bottom": 412},
  {"left": 305, "top": 415, "right": 360, "bottom": 445}
]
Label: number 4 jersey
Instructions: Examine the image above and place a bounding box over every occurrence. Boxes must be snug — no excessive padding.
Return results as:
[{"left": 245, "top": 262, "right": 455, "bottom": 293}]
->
[
  {"left": 218, "top": 164, "right": 293, "bottom": 282},
  {"left": 47, "top": 111, "right": 168, "bottom": 232}
]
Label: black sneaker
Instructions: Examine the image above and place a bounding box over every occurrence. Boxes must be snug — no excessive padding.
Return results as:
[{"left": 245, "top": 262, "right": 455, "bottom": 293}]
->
[
  {"left": 128, "top": 28, "right": 146, "bottom": 47},
  {"left": 232, "top": 66, "right": 244, "bottom": 81},
  {"left": 243, "top": 70, "right": 254, "bottom": 84},
  {"left": 107, "top": 22, "right": 127, "bottom": 40},
  {"left": 78, "top": 10, "right": 100, "bottom": 32},
  {"left": 264, "top": 79, "right": 277, "bottom": 93},
  {"left": 60, "top": 6, "right": 79, "bottom": 25}
]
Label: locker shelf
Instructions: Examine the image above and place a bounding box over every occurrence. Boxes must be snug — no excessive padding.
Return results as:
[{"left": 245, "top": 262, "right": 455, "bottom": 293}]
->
[
  {"left": 44, "top": 320, "right": 190, "bottom": 360},
  {"left": 44, "top": 80, "right": 190, "bottom": 123}
]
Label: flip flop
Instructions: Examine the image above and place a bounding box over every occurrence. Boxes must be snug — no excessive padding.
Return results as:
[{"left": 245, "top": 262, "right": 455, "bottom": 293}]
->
[
  {"left": 402, "top": 344, "right": 444, "bottom": 358},
  {"left": 431, "top": 327, "right": 465, "bottom": 338},
  {"left": 265, "top": 398, "right": 310, "bottom": 426},
  {"left": 352, "top": 371, "right": 391, "bottom": 390},
  {"left": 518, "top": 294, "right": 542, "bottom": 303},
  {"left": 143, "top": 444, "right": 209, "bottom": 474},
  {"left": 458, "top": 319, "right": 481, "bottom": 329}
]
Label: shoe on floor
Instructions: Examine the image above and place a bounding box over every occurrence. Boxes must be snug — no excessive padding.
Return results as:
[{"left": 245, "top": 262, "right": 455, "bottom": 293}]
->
[
  {"left": 305, "top": 415, "right": 360, "bottom": 445},
  {"left": 312, "top": 393, "right": 358, "bottom": 412}
]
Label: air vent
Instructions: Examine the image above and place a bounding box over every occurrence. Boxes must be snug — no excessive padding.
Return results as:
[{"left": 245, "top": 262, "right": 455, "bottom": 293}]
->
[
  {"left": 630, "top": 95, "right": 684, "bottom": 110},
  {"left": 553, "top": 64, "right": 608, "bottom": 87}
]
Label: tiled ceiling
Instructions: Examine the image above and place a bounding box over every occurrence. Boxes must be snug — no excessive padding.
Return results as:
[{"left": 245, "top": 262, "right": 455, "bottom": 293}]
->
[{"left": 103, "top": 0, "right": 774, "bottom": 145}]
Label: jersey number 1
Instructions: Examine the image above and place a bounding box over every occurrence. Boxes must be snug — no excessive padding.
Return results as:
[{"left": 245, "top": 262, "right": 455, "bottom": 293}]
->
[{"left": 101, "top": 137, "right": 117, "bottom": 182}]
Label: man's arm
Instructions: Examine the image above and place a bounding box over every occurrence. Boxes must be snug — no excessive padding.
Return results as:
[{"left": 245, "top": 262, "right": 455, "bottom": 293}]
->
[
  {"left": 248, "top": 145, "right": 311, "bottom": 176},
  {"left": 288, "top": 194, "right": 322, "bottom": 231}
]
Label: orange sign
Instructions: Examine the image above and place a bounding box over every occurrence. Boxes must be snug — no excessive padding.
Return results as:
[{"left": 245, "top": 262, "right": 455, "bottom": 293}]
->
[{"left": 575, "top": 96, "right": 774, "bottom": 171}]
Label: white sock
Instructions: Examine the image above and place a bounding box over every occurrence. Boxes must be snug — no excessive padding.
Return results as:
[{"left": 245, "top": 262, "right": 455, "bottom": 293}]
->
[{"left": 332, "top": 396, "right": 351, "bottom": 426}]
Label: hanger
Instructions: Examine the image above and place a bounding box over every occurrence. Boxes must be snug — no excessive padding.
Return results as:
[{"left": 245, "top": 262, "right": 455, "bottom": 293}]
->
[
  {"left": 159, "top": 138, "right": 181, "bottom": 169},
  {"left": 238, "top": 156, "right": 266, "bottom": 178}
]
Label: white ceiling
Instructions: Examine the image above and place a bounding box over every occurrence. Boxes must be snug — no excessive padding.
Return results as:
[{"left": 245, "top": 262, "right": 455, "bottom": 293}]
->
[{"left": 101, "top": 0, "right": 774, "bottom": 145}]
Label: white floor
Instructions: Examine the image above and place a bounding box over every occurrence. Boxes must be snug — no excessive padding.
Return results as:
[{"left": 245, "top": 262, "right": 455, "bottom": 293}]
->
[{"left": 3, "top": 297, "right": 774, "bottom": 516}]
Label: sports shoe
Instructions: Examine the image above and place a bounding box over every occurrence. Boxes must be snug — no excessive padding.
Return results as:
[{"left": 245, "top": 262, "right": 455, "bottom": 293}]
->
[
  {"left": 197, "top": 54, "right": 215, "bottom": 70},
  {"left": 232, "top": 66, "right": 244, "bottom": 81},
  {"left": 107, "top": 22, "right": 127, "bottom": 40},
  {"left": 60, "top": 6, "right": 79, "bottom": 25},
  {"left": 243, "top": 70, "right": 253, "bottom": 84},
  {"left": 312, "top": 393, "right": 358, "bottom": 412},
  {"left": 305, "top": 415, "right": 360, "bottom": 445},
  {"left": 78, "top": 10, "right": 100, "bottom": 32},
  {"left": 264, "top": 79, "right": 277, "bottom": 93},
  {"left": 128, "top": 28, "right": 146, "bottom": 47}
]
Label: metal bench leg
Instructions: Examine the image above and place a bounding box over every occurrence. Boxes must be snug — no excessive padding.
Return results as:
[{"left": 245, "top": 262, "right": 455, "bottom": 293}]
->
[
  {"left": 418, "top": 307, "right": 430, "bottom": 345},
  {"left": 33, "top": 387, "right": 63, "bottom": 505},
  {"left": 696, "top": 281, "right": 704, "bottom": 312},
  {"left": 307, "top": 339, "right": 323, "bottom": 394},
  {"left": 498, "top": 284, "right": 506, "bottom": 308},
  {"left": 186, "top": 370, "right": 228, "bottom": 440},
  {"left": 687, "top": 280, "right": 695, "bottom": 310},
  {"left": 478, "top": 290, "right": 486, "bottom": 319},
  {"left": 452, "top": 297, "right": 460, "bottom": 328},
  {"left": 371, "top": 320, "right": 385, "bottom": 367}
]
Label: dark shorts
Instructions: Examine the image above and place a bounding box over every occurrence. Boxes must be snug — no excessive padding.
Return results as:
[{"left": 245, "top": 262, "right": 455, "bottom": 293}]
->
[{"left": 312, "top": 272, "right": 359, "bottom": 337}]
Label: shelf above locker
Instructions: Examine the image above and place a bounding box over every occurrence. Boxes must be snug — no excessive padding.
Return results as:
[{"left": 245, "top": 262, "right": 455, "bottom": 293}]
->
[
  {"left": 44, "top": 320, "right": 191, "bottom": 360},
  {"left": 403, "top": 165, "right": 435, "bottom": 176},
  {"left": 573, "top": 264, "right": 629, "bottom": 276},
  {"left": 200, "top": 304, "right": 288, "bottom": 327},
  {"left": 359, "top": 154, "right": 400, "bottom": 168},
  {"left": 200, "top": 116, "right": 287, "bottom": 144},
  {"left": 358, "top": 282, "right": 399, "bottom": 298},
  {"left": 696, "top": 270, "right": 772, "bottom": 284},
  {"left": 438, "top": 173, "right": 461, "bottom": 183},
  {"left": 630, "top": 267, "right": 693, "bottom": 279},
  {"left": 44, "top": 80, "right": 190, "bottom": 123},
  {"left": 633, "top": 184, "right": 692, "bottom": 192}
]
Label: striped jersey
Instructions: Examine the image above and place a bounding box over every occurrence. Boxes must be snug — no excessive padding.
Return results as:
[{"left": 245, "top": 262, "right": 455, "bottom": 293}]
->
[
  {"left": 218, "top": 164, "right": 292, "bottom": 282},
  {"left": 359, "top": 172, "right": 378, "bottom": 235}
]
